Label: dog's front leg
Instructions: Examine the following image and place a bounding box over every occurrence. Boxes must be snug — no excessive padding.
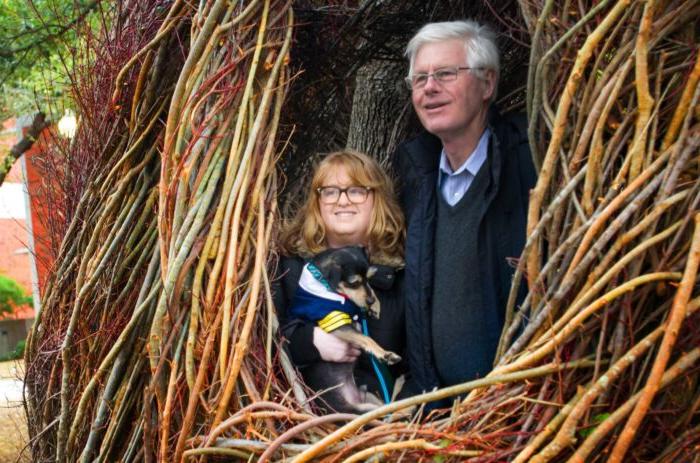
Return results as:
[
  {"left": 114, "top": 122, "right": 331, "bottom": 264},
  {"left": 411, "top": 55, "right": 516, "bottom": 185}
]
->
[{"left": 332, "top": 327, "right": 401, "bottom": 365}]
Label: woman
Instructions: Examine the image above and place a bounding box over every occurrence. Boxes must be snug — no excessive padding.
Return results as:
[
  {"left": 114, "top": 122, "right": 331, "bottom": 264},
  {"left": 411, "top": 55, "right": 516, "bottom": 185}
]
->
[{"left": 274, "top": 150, "right": 405, "bottom": 404}]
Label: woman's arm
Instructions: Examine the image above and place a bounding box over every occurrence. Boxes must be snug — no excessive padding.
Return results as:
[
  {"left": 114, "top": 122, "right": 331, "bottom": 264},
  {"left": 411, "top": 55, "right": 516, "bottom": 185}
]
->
[{"left": 312, "top": 328, "right": 361, "bottom": 362}]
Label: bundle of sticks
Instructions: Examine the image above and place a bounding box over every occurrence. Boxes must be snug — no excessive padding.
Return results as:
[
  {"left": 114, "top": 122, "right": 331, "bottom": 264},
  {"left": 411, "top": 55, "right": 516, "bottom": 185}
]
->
[
  {"left": 25, "top": 0, "right": 699, "bottom": 461},
  {"left": 25, "top": 0, "right": 298, "bottom": 461}
]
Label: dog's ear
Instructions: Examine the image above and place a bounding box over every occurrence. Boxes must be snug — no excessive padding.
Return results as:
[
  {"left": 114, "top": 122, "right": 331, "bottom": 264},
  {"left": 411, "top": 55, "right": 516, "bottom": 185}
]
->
[
  {"left": 367, "top": 265, "right": 378, "bottom": 280},
  {"left": 325, "top": 261, "right": 344, "bottom": 290},
  {"left": 367, "top": 264, "right": 396, "bottom": 290}
]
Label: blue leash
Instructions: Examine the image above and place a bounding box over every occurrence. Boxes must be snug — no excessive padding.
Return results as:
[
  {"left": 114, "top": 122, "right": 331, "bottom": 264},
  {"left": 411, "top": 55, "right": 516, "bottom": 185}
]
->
[{"left": 361, "top": 318, "right": 391, "bottom": 404}]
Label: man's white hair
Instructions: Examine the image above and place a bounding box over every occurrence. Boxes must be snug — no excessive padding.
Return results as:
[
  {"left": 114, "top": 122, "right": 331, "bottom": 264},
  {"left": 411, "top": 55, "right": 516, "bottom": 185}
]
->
[{"left": 405, "top": 20, "right": 500, "bottom": 98}]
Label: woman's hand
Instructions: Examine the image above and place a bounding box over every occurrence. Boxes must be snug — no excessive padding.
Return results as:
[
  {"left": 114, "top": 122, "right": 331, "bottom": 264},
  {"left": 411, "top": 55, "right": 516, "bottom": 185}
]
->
[{"left": 312, "top": 327, "right": 361, "bottom": 362}]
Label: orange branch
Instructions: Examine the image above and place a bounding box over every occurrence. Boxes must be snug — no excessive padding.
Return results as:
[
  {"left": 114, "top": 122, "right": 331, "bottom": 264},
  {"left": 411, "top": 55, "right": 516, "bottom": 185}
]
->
[
  {"left": 526, "top": 0, "right": 633, "bottom": 290},
  {"left": 628, "top": 0, "right": 656, "bottom": 179},
  {"left": 608, "top": 213, "right": 700, "bottom": 462},
  {"left": 661, "top": 51, "right": 700, "bottom": 151}
]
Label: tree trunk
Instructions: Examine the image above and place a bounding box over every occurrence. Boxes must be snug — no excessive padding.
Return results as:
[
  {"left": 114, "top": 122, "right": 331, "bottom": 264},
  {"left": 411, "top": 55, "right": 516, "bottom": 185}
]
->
[
  {"left": 0, "top": 112, "right": 48, "bottom": 187},
  {"left": 346, "top": 60, "right": 414, "bottom": 168}
]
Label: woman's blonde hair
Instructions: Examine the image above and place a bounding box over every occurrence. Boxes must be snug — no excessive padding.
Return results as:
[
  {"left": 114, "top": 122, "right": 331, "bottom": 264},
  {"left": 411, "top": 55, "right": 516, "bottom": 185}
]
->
[{"left": 281, "top": 150, "right": 405, "bottom": 264}]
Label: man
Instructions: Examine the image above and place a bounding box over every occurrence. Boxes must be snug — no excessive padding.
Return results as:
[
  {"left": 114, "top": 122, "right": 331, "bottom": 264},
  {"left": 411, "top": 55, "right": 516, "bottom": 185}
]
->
[{"left": 394, "top": 20, "right": 536, "bottom": 395}]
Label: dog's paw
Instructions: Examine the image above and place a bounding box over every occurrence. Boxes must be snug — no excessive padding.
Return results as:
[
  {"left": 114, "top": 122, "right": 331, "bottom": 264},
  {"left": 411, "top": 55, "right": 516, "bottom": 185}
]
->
[{"left": 382, "top": 351, "right": 402, "bottom": 365}]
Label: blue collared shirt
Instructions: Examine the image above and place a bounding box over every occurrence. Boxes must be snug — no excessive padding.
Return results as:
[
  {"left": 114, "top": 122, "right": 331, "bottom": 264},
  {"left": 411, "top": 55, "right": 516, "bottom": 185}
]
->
[{"left": 437, "top": 129, "right": 490, "bottom": 206}]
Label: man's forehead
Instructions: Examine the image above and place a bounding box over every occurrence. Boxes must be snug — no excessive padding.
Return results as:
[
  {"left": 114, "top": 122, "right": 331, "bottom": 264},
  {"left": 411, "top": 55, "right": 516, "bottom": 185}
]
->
[{"left": 413, "top": 40, "right": 467, "bottom": 70}]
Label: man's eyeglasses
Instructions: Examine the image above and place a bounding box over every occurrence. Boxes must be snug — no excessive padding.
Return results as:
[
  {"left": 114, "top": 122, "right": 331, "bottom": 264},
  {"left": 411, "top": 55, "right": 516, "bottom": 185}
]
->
[
  {"left": 405, "top": 66, "right": 483, "bottom": 90},
  {"left": 316, "top": 186, "right": 373, "bottom": 204}
]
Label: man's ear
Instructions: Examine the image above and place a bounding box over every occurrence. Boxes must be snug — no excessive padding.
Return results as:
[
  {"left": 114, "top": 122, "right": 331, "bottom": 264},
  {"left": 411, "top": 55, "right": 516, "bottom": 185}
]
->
[{"left": 482, "top": 69, "right": 497, "bottom": 102}]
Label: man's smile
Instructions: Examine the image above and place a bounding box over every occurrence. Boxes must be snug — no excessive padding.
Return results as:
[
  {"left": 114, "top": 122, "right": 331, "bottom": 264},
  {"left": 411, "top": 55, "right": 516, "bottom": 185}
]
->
[{"left": 423, "top": 101, "right": 449, "bottom": 111}]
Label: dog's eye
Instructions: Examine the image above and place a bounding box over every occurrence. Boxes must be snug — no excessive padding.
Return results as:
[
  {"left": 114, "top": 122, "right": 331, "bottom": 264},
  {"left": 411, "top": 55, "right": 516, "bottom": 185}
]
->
[{"left": 345, "top": 280, "right": 362, "bottom": 289}]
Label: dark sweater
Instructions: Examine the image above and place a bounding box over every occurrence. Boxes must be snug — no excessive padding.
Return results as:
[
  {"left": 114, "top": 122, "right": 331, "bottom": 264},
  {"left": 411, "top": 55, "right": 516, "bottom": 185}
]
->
[{"left": 432, "top": 159, "right": 496, "bottom": 385}]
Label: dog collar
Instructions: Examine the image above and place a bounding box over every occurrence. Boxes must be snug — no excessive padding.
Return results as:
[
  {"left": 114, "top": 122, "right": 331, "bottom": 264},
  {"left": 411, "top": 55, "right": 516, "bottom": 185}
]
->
[
  {"left": 307, "top": 262, "right": 365, "bottom": 315},
  {"left": 306, "top": 262, "right": 333, "bottom": 291}
]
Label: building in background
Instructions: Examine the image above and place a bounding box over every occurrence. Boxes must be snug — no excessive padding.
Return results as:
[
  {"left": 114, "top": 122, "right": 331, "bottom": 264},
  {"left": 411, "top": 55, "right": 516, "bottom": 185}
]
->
[{"left": 0, "top": 116, "right": 48, "bottom": 358}]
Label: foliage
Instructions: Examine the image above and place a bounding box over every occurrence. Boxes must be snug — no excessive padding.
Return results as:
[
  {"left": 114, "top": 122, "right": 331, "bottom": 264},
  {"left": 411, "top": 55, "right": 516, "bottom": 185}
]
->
[
  {"left": 0, "top": 274, "right": 32, "bottom": 317},
  {"left": 0, "top": 339, "right": 26, "bottom": 361},
  {"left": 0, "top": 0, "right": 101, "bottom": 119}
]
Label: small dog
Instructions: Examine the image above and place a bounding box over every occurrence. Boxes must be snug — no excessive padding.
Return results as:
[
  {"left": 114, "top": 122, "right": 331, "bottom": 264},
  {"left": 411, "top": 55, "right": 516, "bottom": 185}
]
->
[{"left": 289, "top": 246, "right": 401, "bottom": 414}]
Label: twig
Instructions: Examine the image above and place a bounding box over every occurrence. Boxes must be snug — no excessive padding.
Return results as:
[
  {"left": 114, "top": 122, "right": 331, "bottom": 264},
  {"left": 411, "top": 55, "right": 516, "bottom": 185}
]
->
[
  {"left": 609, "top": 213, "right": 700, "bottom": 462},
  {"left": 292, "top": 360, "right": 596, "bottom": 462}
]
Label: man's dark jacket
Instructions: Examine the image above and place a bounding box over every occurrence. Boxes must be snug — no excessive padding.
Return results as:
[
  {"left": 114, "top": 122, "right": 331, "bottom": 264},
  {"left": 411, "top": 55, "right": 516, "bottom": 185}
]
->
[{"left": 393, "top": 112, "right": 537, "bottom": 396}]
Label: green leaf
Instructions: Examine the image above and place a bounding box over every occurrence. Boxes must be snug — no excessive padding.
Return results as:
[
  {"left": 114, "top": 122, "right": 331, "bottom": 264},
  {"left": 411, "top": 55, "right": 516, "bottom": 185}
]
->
[
  {"left": 578, "top": 412, "right": 612, "bottom": 438},
  {"left": 0, "top": 274, "right": 32, "bottom": 316},
  {"left": 432, "top": 439, "right": 452, "bottom": 462},
  {"left": 0, "top": 0, "right": 100, "bottom": 118}
]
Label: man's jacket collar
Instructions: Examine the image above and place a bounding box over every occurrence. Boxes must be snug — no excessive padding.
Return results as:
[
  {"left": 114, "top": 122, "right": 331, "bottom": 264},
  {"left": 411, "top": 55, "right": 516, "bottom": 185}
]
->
[{"left": 407, "top": 108, "right": 506, "bottom": 198}]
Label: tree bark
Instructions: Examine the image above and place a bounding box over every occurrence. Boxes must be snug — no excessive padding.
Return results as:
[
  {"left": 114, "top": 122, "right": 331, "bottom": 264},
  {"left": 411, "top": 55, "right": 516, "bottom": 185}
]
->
[
  {"left": 346, "top": 60, "right": 414, "bottom": 168},
  {"left": 0, "top": 112, "right": 49, "bottom": 187}
]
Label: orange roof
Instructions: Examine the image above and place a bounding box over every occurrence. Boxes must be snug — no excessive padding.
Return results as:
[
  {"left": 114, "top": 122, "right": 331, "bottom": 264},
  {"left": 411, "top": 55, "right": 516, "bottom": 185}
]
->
[{"left": 3, "top": 304, "right": 35, "bottom": 320}]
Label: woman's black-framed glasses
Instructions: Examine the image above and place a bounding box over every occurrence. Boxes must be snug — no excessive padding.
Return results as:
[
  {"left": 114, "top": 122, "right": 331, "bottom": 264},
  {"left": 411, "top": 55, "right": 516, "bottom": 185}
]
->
[{"left": 316, "top": 186, "right": 373, "bottom": 204}]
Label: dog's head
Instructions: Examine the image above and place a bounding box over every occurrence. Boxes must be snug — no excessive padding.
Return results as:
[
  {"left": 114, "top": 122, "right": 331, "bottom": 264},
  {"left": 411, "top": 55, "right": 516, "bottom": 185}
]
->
[{"left": 311, "top": 246, "right": 381, "bottom": 318}]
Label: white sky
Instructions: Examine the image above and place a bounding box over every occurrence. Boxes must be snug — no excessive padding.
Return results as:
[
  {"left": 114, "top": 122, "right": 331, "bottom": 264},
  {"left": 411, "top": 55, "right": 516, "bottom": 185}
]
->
[{"left": 0, "top": 183, "right": 27, "bottom": 220}]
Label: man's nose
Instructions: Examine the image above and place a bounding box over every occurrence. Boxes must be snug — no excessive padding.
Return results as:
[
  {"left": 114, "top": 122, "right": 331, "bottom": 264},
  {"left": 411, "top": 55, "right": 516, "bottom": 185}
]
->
[{"left": 422, "top": 74, "right": 440, "bottom": 92}]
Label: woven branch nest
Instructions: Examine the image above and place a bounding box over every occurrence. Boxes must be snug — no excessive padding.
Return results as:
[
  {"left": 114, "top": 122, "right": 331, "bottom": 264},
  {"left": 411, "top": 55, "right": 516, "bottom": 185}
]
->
[{"left": 24, "top": 1, "right": 700, "bottom": 462}]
